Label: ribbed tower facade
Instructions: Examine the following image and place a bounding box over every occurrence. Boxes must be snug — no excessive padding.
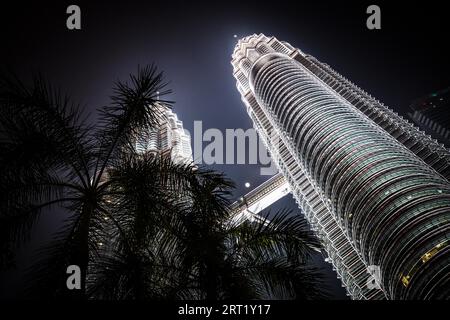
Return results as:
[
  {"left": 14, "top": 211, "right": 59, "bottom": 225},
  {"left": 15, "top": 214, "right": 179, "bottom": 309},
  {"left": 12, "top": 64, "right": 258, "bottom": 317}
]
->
[
  {"left": 231, "top": 34, "right": 450, "bottom": 300},
  {"left": 135, "top": 103, "right": 193, "bottom": 164}
]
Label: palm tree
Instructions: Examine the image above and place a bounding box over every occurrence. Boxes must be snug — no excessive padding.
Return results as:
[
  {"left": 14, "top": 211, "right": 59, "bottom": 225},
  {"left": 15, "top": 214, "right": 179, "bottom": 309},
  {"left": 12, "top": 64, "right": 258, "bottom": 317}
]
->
[
  {"left": 0, "top": 66, "right": 329, "bottom": 300},
  {"left": 88, "top": 151, "right": 329, "bottom": 300},
  {"left": 0, "top": 65, "right": 170, "bottom": 298}
]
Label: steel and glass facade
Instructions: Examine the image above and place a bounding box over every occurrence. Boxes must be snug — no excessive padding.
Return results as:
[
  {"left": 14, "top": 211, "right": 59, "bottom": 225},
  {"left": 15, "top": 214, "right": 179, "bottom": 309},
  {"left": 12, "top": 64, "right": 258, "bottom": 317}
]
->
[
  {"left": 231, "top": 34, "right": 450, "bottom": 299},
  {"left": 408, "top": 88, "right": 450, "bottom": 148},
  {"left": 135, "top": 103, "right": 193, "bottom": 164}
]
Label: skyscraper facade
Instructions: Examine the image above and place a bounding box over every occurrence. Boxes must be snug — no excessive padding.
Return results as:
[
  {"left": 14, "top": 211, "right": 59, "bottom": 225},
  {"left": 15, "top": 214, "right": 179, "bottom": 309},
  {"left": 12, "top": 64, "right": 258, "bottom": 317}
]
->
[
  {"left": 408, "top": 88, "right": 450, "bottom": 148},
  {"left": 231, "top": 34, "right": 450, "bottom": 300},
  {"left": 136, "top": 103, "right": 193, "bottom": 164}
]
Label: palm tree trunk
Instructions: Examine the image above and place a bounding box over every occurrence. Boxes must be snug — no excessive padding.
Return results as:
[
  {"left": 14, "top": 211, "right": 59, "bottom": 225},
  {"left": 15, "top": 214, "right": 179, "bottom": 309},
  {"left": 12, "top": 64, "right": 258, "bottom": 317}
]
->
[
  {"left": 205, "top": 260, "right": 218, "bottom": 300},
  {"left": 69, "top": 203, "right": 92, "bottom": 299}
]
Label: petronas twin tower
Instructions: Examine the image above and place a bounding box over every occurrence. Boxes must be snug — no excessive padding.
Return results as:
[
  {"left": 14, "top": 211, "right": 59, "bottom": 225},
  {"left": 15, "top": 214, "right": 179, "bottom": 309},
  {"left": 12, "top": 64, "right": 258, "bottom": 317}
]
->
[{"left": 231, "top": 34, "right": 450, "bottom": 299}]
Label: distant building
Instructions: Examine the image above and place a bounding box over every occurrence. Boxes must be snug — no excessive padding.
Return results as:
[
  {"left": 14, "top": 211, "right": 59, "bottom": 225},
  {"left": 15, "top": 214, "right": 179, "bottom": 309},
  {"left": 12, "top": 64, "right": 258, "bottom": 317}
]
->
[
  {"left": 136, "top": 103, "right": 193, "bottom": 164},
  {"left": 408, "top": 88, "right": 450, "bottom": 147}
]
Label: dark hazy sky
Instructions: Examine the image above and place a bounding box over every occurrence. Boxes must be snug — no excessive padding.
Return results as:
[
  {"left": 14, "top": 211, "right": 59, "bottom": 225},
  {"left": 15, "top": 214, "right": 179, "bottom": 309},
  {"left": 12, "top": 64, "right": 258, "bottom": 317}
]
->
[
  {"left": 1, "top": 0, "right": 449, "bottom": 299},
  {"left": 2, "top": 0, "right": 449, "bottom": 194}
]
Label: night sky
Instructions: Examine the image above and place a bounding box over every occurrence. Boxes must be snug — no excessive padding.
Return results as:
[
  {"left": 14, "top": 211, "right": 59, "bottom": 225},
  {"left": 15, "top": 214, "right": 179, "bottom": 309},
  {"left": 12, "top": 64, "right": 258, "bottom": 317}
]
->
[{"left": 1, "top": 0, "right": 449, "bottom": 299}]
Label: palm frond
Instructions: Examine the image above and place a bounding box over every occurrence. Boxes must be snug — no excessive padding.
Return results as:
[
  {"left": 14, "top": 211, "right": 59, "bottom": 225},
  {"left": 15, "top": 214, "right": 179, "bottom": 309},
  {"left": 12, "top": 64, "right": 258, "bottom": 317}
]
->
[
  {"left": 93, "top": 64, "right": 172, "bottom": 184},
  {"left": 236, "top": 255, "right": 330, "bottom": 300},
  {"left": 0, "top": 72, "right": 93, "bottom": 184},
  {"left": 0, "top": 72, "right": 94, "bottom": 270},
  {"left": 24, "top": 210, "right": 86, "bottom": 299},
  {"left": 228, "top": 209, "right": 321, "bottom": 265}
]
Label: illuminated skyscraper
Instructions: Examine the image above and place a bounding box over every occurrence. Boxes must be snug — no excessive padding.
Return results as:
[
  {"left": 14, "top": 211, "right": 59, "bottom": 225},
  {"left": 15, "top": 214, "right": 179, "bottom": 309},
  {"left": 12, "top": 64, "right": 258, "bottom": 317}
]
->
[
  {"left": 408, "top": 88, "right": 450, "bottom": 148},
  {"left": 231, "top": 34, "right": 450, "bottom": 299},
  {"left": 136, "top": 103, "right": 193, "bottom": 163}
]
